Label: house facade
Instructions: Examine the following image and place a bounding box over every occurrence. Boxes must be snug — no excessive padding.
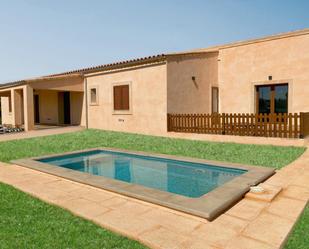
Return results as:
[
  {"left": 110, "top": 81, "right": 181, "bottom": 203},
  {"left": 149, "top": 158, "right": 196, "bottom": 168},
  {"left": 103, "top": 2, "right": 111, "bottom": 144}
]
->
[{"left": 0, "top": 29, "right": 308, "bottom": 136}]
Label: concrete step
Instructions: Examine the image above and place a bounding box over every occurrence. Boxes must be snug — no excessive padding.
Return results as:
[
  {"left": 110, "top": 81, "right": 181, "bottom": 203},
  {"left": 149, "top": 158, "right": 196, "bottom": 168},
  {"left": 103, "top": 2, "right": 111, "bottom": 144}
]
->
[{"left": 245, "top": 183, "right": 282, "bottom": 202}]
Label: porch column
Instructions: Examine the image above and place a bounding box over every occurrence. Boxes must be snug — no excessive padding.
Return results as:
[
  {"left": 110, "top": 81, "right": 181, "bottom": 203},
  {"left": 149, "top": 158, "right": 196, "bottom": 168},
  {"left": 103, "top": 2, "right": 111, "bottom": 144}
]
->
[
  {"left": 10, "top": 89, "right": 16, "bottom": 126},
  {"left": 23, "top": 85, "right": 34, "bottom": 131},
  {"left": 12, "top": 89, "right": 23, "bottom": 127}
]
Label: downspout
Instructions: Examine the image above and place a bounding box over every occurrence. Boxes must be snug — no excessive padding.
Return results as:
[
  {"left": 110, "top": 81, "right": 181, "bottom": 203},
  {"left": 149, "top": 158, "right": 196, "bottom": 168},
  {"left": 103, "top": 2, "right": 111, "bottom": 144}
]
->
[{"left": 84, "top": 77, "right": 89, "bottom": 129}]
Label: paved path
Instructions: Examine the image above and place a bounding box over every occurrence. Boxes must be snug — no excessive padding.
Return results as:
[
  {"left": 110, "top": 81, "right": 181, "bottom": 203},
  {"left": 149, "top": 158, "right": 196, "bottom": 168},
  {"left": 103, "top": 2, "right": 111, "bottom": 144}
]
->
[
  {"left": 0, "top": 126, "right": 84, "bottom": 142},
  {"left": 0, "top": 147, "right": 308, "bottom": 249},
  {"left": 165, "top": 132, "right": 306, "bottom": 147},
  {"left": 0, "top": 125, "right": 305, "bottom": 147}
]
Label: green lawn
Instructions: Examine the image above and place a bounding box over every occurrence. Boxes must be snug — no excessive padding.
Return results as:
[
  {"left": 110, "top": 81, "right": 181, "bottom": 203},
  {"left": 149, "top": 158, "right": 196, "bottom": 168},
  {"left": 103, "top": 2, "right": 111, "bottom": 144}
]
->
[
  {"left": 0, "top": 182, "right": 146, "bottom": 249},
  {"left": 0, "top": 129, "right": 306, "bottom": 248},
  {"left": 0, "top": 129, "right": 305, "bottom": 169}
]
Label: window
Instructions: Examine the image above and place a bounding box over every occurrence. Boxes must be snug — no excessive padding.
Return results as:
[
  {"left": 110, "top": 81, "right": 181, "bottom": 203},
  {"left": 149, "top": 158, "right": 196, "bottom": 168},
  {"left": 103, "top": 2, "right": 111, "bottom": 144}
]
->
[
  {"left": 256, "top": 84, "right": 288, "bottom": 114},
  {"left": 89, "top": 87, "right": 98, "bottom": 105},
  {"left": 113, "top": 84, "right": 130, "bottom": 111},
  {"left": 211, "top": 87, "right": 219, "bottom": 113}
]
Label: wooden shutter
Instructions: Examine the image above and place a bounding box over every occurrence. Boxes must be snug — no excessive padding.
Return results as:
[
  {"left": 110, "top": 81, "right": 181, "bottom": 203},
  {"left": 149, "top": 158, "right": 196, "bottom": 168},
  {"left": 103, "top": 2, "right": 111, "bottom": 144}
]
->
[
  {"left": 113, "top": 86, "right": 122, "bottom": 110},
  {"left": 114, "top": 85, "right": 130, "bottom": 110},
  {"left": 122, "top": 85, "right": 129, "bottom": 110}
]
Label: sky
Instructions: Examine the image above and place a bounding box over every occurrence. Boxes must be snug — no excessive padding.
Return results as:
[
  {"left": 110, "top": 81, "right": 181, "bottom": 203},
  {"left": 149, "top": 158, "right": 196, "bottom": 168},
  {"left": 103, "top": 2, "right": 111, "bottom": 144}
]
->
[{"left": 0, "top": 0, "right": 308, "bottom": 83}]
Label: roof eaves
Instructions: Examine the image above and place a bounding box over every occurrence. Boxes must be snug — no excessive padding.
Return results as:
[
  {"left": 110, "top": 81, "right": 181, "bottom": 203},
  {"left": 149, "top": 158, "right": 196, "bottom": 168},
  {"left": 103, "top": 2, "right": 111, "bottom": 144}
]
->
[
  {"left": 48, "top": 54, "right": 167, "bottom": 77},
  {"left": 0, "top": 54, "right": 167, "bottom": 89},
  {"left": 0, "top": 80, "right": 26, "bottom": 90},
  {"left": 0, "top": 74, "right": 83, "bottom": 90}
]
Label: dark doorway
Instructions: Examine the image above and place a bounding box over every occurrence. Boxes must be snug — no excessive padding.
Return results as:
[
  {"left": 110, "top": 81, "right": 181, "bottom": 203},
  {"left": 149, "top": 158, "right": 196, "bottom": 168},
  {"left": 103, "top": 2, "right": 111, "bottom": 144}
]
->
[
  {"left": 63, "top": 92, "right": 71, "bottom": 124},
  {"left": 34, "top": 94, "right": 40, "bottom": 124},
  {"left": 58, "top": 92, "right": 71, "bottom": 125}
]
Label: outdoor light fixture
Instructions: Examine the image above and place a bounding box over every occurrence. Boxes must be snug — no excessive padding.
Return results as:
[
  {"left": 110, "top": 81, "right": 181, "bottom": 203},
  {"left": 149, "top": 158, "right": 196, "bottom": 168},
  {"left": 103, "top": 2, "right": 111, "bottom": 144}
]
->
[{"left": 192, "top": 76, "right": 196, "bottom": 81}]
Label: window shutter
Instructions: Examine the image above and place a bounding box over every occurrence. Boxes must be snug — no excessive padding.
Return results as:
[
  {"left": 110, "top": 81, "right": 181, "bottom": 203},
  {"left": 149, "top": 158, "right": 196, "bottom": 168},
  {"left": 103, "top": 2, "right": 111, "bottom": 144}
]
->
[
  {"left": 113, "top": 86, "right": 122, "bottom": 110},
  {"left": 122, "top": 85, "right": 129, "bottom": 110},
  {"left": 113, "top": 84, "right": 130, "bottom": 111}
]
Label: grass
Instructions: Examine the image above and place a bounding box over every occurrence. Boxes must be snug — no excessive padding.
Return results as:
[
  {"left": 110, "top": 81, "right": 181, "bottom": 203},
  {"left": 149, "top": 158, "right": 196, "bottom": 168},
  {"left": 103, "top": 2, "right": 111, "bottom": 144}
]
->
[
  {"left": 0, "top": 129, "right": 305, "bottom": 169},
  {"left": 285, "top": 204, "right": 309, "bottom": 249},
  {"left": 0, "top": 182, "right": 147, "bottom": 249},
  {"left": 0, "top": 129, "right": 306, "bottom": 248}
]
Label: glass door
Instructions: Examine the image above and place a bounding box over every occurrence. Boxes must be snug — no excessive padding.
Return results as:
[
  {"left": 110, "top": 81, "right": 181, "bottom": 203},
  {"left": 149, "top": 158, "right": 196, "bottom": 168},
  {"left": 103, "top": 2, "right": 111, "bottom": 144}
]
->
[
  {"left": 256, "top": 84, "right": 288, "bottom": 114},
  {"left": 274, "top": 85, "right": 288, "bottom": 113},
  {"left": 257, "top": 86, "right": 271, "bottom": 114}
]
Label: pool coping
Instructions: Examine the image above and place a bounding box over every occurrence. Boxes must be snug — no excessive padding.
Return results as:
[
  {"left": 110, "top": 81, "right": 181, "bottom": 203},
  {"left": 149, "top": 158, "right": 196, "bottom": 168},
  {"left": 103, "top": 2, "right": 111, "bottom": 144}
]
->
[{"left": 11, "top": 147, "right": 275, "bottom": 220}]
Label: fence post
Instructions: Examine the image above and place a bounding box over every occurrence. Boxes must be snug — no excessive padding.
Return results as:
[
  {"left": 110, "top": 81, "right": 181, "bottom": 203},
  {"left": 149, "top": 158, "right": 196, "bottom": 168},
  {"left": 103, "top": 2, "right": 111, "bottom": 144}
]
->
[
  {"left": 300, "top": 112, "right": 303, "bottom": 138},
  {"left": 300, "top": 112, "right": 309, "bottom": 138},
  {"left": 167, "top": 114, "right": 171, "bottom": 132},
  {"left": 222, "top": 113, "right": 225, "bottom": 135}
]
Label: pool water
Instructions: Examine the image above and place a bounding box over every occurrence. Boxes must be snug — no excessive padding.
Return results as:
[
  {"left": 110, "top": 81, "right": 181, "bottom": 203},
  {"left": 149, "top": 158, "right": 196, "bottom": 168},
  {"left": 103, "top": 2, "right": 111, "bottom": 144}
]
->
[{"left": 38, "top": 150, "right": 246, "bottom": 198}]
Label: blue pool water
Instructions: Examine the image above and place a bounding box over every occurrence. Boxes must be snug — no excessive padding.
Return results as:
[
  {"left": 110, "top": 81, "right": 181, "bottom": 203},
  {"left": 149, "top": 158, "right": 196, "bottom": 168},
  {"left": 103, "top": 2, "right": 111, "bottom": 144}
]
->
[{"left": 38, "top": 150, "right": 246, "bottom": 198}]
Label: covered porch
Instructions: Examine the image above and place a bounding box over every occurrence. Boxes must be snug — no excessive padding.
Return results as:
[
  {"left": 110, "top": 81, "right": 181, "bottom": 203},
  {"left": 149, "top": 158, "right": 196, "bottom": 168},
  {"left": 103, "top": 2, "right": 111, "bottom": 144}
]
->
[{"left": 0, "top": 74, "right": 85, "bottom": 131}]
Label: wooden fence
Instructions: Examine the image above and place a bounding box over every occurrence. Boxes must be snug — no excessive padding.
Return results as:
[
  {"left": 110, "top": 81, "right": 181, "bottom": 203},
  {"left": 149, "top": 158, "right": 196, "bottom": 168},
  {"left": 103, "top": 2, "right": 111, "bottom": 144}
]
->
[{"left": 167, "top": 113, "right": 309, "bottom": 138}]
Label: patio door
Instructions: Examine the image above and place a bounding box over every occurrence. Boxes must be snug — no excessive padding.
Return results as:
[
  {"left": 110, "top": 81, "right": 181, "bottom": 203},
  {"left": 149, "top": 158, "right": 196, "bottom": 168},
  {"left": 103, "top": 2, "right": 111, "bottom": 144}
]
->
[{"left": 256, "top": 84, "right": 288, "bottom": 114}]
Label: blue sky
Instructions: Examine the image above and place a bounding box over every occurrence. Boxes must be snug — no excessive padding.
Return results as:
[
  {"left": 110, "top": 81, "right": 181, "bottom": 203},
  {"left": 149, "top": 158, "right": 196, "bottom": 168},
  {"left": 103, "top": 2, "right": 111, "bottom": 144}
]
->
[{"left": 0, "top": 0, "right": 308, "bottom": 83}]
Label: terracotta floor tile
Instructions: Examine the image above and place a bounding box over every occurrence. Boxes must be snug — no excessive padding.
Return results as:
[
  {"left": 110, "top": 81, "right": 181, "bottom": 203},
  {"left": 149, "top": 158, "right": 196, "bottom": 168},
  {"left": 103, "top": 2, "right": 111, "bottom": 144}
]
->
[
  {"left": 214, "top": 214, "right": 249, "bottom": 233},
  {"left": 9, "top": 179, "right": 55, "bottom": 193},
  {"left": 0, "top": 164, "right": 26, "bottom": 173},
  {"left": 58, "top": 197, "right": 110, "bottom": 220},
  {"left": 265, "top": 169, "right": 301, "bottom": 188},
  {"left": 70, "top": 187, "right": 114, "bottom": 203},
  {"left": 0, "top": 172, "right": 42, "bottom": 185},
  {"left": 12, "top": 176, "right": 60, "bottom": 187},
  {"left": 225, "top": 235, "right": 276, "bottom": 249},
  {"left": 17, "top": 183, "right": 74, "bottom": 203},
  {"left": 191, "top": 222, "right": 238, "bottom": 248},
  {"left": 281, "top": 185, "right": 309, "bottom": 201},
  {"left": 266, "top": 196, "right": 307, "bottom": 220},
  {"left": 108, "top": 200, "right": 152, "bottom": 216},
  {"left": 292, "top": 174, "right": 309, "bottom": 189},
  {"left": 226, "top": 198, "right": 269, "bottom": 221},
  {"left": 44, "top": 179, "right": 84, "bottom": 192},
  {"left": 140, "top": 208, "right": 201, "bottom": 235},
  {"left": 96, "top": 210, "right": 158, "bottom": 237},
  {"left": 181, "top": 238, "right": 220, "bottom": 249},
  {"left": 99, "top": 196, "right": 128, "bottom": 208},
  {"left": 140, "top": 226, "right": 189, "bottom": 249},
  {"left": 242, "top": 212, "right": 294, "bottom": 247}
]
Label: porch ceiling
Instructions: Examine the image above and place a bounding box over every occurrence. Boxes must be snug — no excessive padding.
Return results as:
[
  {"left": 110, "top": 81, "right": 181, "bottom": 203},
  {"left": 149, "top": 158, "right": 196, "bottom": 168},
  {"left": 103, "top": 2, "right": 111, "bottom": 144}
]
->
[
  {"left": 29, "top": 74, "right": 84, "bottom": 92},
  {"left": 0, "top": 90, "right": 10, "bottom": 97}
]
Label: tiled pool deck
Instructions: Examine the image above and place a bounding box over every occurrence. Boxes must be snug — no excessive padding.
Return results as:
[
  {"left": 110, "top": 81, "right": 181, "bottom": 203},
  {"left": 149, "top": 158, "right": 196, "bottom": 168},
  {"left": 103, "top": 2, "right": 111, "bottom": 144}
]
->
[
  {"left": 0, "top": 145, "right": 308, "bottom": 249},
  {"left": 12, "top": 148, "right": 274, "bottom": 221}
]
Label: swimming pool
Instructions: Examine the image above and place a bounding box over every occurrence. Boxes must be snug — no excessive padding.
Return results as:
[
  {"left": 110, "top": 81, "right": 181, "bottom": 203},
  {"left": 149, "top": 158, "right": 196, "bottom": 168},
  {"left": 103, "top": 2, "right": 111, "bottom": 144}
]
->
[
  {"left": 13, "top": 148, "right": 275, "bottom": 220},
  {"left": 38, "top": 150, "right": 246, "bottom": 198}
]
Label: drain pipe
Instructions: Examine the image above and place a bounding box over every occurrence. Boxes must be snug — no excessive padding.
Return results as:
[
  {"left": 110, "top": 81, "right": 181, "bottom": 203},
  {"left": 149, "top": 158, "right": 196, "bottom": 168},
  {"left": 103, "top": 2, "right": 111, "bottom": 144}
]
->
[{"left": 84, "top": 77, "right": 89, "bottom": 129}]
